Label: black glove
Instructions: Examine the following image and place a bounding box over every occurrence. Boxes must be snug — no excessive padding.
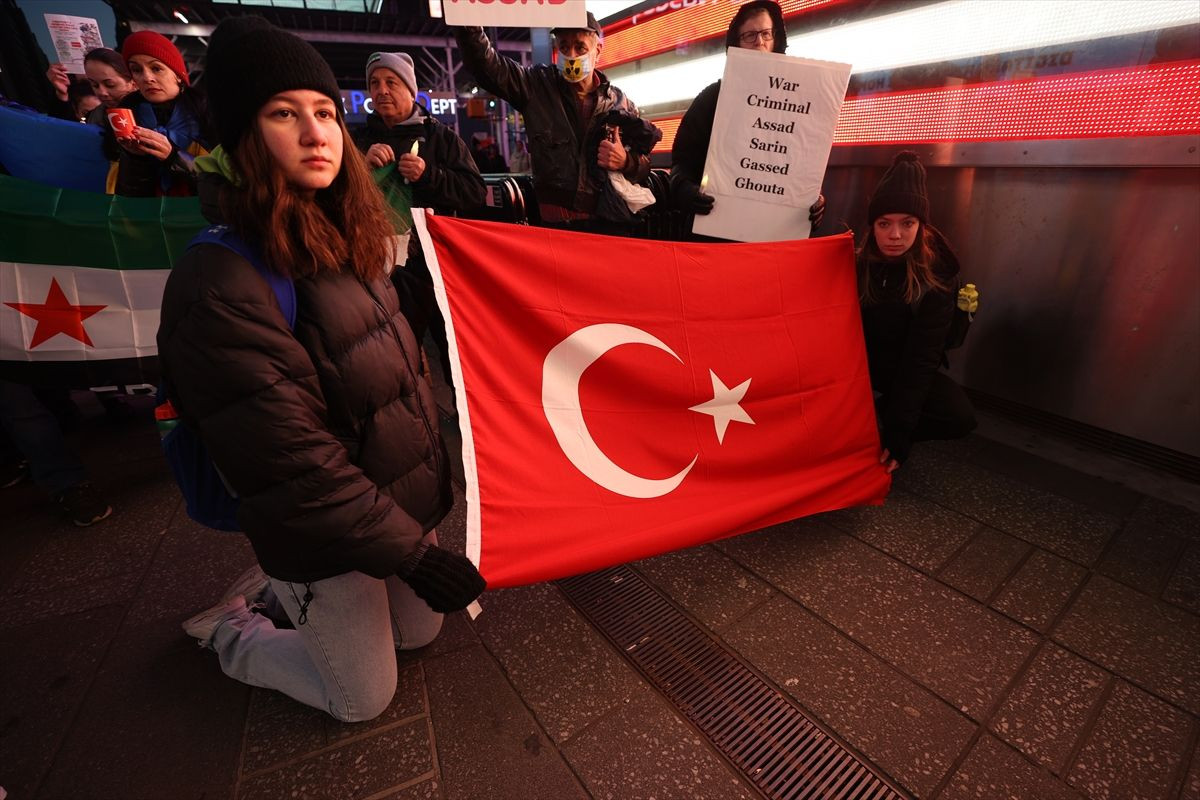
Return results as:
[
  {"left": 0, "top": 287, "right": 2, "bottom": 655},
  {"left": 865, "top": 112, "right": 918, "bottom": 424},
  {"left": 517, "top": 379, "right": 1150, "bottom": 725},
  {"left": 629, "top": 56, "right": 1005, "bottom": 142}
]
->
[
  {"left": 398, "top": 543, "right": 486, "bottom": 613},
  {"left": 808, "top": 194, "right": 826, "bottom": 229},
  {"left": 674, "top": 179, "right": 715, "bottom": 215}
]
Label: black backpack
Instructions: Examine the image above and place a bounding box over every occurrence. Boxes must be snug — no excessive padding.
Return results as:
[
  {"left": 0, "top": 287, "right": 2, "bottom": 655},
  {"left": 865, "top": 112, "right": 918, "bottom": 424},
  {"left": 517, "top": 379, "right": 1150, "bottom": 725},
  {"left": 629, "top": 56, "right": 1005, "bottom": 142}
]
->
[{"left": 155, "top": 225, "right": 296, "bottom": 531}]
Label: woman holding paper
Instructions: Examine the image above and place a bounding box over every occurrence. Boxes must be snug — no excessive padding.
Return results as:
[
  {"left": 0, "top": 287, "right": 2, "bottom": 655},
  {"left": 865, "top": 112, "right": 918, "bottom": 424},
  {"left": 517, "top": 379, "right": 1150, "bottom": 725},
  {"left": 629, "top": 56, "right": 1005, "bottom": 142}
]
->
[
  {"left": 159, "top": 18, "right": 483, "bottom": 722},
  {"left": 669, "top": 0, "right": 825, "bottom": 233},
  {"left": 45, "top": 49, "right": 136, "bottom": 126},
  {"left": 856, "top": 152, "right": 976, "bottom": 472}
]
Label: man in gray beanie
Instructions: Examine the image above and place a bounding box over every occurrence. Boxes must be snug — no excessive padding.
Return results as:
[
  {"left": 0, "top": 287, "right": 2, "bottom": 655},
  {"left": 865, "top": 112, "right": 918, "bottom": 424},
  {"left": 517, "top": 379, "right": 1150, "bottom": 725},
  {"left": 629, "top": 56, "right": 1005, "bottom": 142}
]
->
[{"left": 355, "top": 50, "right": 484, "bottom": 401}]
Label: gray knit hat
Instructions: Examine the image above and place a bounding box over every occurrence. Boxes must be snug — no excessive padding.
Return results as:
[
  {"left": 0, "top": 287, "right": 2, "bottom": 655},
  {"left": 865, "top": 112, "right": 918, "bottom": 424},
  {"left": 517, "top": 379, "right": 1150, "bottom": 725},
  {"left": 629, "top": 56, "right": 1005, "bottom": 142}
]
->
[{"left": 366, "top": 52, "right": 417, "bottom": 96}]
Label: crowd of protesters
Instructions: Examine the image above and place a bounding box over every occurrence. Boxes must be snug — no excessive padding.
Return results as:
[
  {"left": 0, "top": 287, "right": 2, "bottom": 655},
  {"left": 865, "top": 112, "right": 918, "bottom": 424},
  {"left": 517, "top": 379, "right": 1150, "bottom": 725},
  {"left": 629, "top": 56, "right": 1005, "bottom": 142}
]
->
[{"left": 2, "top": 1, "right": 974, "bottom": 721}]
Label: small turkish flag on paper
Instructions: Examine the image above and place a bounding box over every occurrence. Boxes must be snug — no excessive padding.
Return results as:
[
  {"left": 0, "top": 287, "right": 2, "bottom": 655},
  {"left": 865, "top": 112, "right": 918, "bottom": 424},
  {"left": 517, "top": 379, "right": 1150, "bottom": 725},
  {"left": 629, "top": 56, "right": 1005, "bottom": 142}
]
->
[{"left": 416, "top": 212, "right": 890, "bottom": 588}]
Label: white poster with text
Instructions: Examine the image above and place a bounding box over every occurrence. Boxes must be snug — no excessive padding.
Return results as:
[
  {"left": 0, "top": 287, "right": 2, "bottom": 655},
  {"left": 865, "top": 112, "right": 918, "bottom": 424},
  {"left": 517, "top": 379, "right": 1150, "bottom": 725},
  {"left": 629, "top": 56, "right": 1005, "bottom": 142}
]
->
[
  {"left": 442, "top": 0, "right": 587, "bottom": 29},
  {"left": 44, "top": 14, "right": 105, "bottom": 75},
  {"left": 693, "top": 48, "right": 851, "bottom": 243}
]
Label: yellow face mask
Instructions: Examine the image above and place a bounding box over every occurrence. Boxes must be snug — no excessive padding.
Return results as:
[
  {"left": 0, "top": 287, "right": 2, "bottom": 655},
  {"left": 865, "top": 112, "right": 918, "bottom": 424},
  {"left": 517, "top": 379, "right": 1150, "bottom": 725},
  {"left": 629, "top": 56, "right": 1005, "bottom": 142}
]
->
[{"left": 559, "top": 53, "right": 594, "bottom": 84}]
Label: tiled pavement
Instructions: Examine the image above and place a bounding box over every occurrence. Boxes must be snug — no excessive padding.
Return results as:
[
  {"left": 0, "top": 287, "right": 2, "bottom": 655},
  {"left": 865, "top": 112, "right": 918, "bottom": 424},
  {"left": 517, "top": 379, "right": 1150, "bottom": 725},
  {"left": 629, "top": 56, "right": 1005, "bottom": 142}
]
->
[{"left": 1, "top": 391, "right": 1198, "bottom": 800}]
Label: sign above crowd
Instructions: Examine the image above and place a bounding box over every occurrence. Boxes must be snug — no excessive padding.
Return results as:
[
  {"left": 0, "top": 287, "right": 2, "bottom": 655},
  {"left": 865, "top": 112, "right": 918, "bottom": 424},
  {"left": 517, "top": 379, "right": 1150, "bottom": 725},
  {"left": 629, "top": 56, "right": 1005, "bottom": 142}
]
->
[
  {"left": 44, "top": 13, "right": 104, "bottom": 75},
  {"left": 694, "top": 48, "right": 851, "bottom": 242},
  {"left": 441, "top": 0, "right": 587, "bottom": 28}
]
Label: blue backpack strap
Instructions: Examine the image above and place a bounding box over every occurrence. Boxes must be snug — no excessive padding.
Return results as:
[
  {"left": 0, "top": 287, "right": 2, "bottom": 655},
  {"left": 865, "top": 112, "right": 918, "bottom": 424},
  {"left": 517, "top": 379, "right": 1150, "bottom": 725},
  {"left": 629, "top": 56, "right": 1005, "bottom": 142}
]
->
[{"left": 187, "top": 225, "right": 296, "bottom": 329}]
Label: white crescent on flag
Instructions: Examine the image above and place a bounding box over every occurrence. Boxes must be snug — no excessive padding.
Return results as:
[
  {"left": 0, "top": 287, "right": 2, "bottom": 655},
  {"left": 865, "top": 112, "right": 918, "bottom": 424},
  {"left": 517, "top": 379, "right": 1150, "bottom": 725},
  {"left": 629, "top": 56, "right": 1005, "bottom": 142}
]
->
[{"left": 541, "top": 323, "right": 755, "bottom": 499}]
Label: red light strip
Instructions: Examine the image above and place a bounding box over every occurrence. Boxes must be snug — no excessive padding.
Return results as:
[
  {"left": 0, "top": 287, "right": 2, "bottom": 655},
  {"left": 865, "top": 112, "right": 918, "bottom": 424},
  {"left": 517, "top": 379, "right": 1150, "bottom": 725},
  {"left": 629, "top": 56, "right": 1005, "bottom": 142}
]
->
[
  {"left": 649, "top": 60, "right": 1200, "bottom": 152},
  {"left": 601, "top": 0, "right": 844, "bottom": 69},
  {"left": 652, "top": 117, "right": 682, "bottom": 154}
]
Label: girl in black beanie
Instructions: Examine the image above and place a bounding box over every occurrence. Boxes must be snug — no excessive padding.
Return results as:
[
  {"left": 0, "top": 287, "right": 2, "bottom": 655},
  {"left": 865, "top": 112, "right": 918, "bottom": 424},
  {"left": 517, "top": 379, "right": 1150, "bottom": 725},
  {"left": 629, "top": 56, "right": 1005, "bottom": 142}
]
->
[
  {"left": 858, "top": 151, "right": 976, "bottom": 471},
  {"left": 159, "top": 17, "right": 484, "bottom": 722}
]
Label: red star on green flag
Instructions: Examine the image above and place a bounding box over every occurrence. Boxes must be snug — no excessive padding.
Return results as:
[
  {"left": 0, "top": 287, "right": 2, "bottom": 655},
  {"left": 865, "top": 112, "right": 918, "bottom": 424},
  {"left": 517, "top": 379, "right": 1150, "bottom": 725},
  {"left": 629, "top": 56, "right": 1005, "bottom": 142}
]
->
[{"left": 5, "top": 277, "right": 107, "bottom": 349}]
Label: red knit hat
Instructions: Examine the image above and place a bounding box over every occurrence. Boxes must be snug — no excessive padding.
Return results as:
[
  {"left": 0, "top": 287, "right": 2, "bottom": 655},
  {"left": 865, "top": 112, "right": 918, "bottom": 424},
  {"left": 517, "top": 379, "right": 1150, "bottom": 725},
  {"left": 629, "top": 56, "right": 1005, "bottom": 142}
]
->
[{"left": 121, "top": 31, "right": 190, "bottom": 86}]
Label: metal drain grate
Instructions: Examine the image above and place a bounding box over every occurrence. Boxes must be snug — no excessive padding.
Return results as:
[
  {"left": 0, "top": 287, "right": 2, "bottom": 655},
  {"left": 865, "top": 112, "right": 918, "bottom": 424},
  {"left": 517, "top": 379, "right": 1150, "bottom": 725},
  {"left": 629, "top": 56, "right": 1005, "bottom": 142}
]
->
[{"left": 558, "top": 566, "right": 908, "bottom": 800}]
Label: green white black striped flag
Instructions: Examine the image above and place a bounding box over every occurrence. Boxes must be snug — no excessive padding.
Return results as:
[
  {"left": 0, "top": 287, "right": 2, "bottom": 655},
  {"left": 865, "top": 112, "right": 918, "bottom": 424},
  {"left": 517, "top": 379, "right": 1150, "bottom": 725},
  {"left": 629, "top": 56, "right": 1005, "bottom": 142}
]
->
[{"left": 0, "top": 174, "right": 205, "bottom": 388}]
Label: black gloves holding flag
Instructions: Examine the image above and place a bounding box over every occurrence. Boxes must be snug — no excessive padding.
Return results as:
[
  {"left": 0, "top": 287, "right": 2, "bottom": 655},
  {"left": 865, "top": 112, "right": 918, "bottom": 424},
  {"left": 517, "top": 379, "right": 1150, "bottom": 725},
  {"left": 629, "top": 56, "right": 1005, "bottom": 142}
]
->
[{"left": 397, "top": 543, "right": 486, "bottom": 613}]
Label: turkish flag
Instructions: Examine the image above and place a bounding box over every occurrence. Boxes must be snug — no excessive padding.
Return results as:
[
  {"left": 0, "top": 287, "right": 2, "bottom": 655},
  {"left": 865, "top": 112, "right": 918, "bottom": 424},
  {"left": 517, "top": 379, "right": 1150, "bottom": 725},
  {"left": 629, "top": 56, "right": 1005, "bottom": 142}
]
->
[{"left": 416, "top": 213, "right": 890, "bottom": 588}]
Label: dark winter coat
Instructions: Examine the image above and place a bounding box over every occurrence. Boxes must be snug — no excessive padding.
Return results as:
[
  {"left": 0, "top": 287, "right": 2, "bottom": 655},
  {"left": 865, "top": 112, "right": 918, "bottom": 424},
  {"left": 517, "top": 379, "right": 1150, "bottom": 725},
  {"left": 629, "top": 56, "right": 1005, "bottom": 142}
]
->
[
  {"left": 105, "top": 90, "right": 211, "bottom": 197},
  {"left": 670, "top": 1, "right": 789, "bottom": 206},
  {"left": 354, "top": 108, "right": 485, "bottom": 214},
  {"left": 453, "top": 26, "right": 654, "bottom": 214},
  {"left": 157, "top": 173, "right": 452, "bottom": 583},
  {"left": 858, "top": 227, "right": 961, "bottom": 462},
  {"left": 669, "top": 79, "right": 720, "bottom": 200}
]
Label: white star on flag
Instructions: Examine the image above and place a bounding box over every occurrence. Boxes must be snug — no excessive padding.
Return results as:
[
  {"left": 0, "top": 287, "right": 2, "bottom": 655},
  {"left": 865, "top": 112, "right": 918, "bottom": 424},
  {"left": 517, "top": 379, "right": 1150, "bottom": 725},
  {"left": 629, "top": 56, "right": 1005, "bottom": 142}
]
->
[{"left": 689, "top": 370, "right": 755, "bottom": 444}]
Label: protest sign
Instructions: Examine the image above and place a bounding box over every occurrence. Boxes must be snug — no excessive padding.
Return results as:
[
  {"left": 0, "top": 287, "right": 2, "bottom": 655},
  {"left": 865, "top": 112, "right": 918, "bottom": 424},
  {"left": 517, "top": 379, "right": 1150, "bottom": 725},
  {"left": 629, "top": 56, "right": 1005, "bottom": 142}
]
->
[
  {"left": 44, "top": 14, "right": 104, "bottom": 75},
  {"left": 442, "top": 0, "right": 586, "bottom": 28},
  {"left": 693, "top": 47, "right": 850, "bottom": 242}
]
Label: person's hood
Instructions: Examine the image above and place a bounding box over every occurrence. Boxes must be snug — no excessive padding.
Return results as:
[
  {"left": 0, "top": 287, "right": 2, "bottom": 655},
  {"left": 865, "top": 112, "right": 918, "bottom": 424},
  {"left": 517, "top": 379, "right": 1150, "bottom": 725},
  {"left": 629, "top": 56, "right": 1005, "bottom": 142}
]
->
[{"left": 724, "top": 0, "right": 788, "bottom": 53}]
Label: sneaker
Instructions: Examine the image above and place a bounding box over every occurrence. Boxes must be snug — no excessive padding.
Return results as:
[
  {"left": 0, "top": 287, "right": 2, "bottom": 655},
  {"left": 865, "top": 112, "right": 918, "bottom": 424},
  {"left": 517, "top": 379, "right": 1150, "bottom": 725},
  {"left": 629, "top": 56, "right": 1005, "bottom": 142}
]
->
[
  {"left": 220, "top": 564, "right": 270, "bottom": 607},
  {"left": 0, "top": 459, "right": 29, "bottom": 489},
  {"left": 55, "top": 482, "right": 113, "bottom": 526},
  {"left": 183, "top": 595, "right": 248, "bottom": 648}
]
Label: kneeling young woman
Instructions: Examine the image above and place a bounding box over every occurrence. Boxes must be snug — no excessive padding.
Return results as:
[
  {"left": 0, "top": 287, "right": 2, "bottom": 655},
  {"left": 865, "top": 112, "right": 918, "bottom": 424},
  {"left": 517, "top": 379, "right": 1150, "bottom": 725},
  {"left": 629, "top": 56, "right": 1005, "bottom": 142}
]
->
[{"left": 158, "top": 18, "right": 484, "bottom": 722}]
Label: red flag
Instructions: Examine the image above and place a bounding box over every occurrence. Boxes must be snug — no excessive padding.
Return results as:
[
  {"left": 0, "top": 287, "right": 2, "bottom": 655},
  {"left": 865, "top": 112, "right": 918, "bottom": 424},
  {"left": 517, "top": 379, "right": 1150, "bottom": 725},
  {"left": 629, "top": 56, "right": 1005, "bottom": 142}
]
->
[{"left": 417, "top": 213, "right": 890, "bottom": 588}]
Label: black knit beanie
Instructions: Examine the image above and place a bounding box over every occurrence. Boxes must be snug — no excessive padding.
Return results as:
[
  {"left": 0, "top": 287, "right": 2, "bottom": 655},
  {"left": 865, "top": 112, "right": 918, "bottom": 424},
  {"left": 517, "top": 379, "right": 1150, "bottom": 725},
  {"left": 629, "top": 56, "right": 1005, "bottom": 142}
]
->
[
  {"left": 868, "top": 150, "right": 929, "bottom": 224},
  {"left": 205, "top": 16, "right": 342, "bottom": 152}
]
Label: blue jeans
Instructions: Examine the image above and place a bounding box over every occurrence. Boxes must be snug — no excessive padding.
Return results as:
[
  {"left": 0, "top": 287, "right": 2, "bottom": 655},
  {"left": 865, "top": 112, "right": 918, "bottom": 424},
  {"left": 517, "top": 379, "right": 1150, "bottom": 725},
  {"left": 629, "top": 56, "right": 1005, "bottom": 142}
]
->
[
  {"left": 211, "top": 531, "right": 443, "bottom": 722},
  {"left": 0, "top": 380, "right": 85, "bottom": 496}
]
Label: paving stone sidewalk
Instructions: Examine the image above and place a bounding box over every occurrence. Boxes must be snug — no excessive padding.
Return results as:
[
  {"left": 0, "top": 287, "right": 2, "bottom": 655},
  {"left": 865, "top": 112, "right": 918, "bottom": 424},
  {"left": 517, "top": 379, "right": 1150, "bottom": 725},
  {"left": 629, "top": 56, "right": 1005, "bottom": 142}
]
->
[{"left": 2, "top": 393, "right": 1198, "bottom": 800}]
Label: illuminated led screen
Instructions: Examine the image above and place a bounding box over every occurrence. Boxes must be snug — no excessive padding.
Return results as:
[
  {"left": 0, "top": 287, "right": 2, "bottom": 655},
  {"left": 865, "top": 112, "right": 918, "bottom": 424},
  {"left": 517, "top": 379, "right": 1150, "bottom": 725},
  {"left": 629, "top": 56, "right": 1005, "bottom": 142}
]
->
[
  {"left": 650, "top": 60, "right": 1200, "bottom": 151},
  {"left": 600, "top": 0, "right": 843, "bottom": 69}
]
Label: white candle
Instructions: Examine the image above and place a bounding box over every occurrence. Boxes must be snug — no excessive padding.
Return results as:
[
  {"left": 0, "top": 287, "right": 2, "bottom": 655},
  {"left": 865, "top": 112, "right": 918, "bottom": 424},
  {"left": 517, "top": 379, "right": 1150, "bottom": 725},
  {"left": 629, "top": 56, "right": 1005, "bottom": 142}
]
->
[{"left": 410, "top": 140, "right": 420, "bottom": 156}]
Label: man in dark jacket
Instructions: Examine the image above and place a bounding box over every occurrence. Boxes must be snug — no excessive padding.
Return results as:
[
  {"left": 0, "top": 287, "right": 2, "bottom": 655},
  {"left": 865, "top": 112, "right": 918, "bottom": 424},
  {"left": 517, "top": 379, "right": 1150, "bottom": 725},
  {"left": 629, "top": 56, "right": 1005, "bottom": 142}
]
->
[
  {"left": 453, "top": 13, "right": 656, "bottom": 230},
  {"left": 357, "top": 51, "right": 484, "bottom": 214},
  {"left": 356, "top": 51, "right": 485, "bottom": 393}
]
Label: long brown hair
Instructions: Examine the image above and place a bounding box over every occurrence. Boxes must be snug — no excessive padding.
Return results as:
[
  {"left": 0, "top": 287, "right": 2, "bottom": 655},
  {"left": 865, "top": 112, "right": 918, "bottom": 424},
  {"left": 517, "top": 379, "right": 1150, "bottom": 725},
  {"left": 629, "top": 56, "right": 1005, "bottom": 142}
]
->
[
  {"left": 222, "top": 116, "right": 393, "bottom": 282},
  {"left": 856, "top": 223, "right": 947, "bottom": 305}
]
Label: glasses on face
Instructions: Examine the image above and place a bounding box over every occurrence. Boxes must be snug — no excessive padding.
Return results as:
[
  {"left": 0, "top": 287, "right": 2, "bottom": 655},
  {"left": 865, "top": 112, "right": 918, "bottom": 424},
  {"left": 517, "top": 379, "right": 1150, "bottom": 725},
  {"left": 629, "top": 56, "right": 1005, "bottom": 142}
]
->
[{"left": 738, "top": 28, "right": 776, "bottom": 45}]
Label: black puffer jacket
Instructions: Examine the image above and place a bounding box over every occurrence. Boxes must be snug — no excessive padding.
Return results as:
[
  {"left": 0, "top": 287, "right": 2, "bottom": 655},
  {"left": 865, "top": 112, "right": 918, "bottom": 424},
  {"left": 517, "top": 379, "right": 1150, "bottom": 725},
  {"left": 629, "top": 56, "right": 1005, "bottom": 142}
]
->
[
  {"left": 157, "top": 173, "right": 452, "bottom": 583},
  {"left": 859, "top": 227, "right": 961, "bottom": 462},
  {"left": 354, "top": 107, "right": 485, "bottom": 215},
  {"left": 453, "top": 26, "right": 654, "bottom": 214}
]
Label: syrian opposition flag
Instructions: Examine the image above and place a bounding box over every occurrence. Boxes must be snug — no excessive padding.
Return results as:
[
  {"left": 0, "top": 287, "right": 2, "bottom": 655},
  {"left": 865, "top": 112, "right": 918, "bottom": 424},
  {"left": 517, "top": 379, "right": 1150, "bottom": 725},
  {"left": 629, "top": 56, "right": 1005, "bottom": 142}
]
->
[
  {"left": 0, "top": 174, "right": 205, "bottom": 388},
  {"left": 416, "top": 211, "right": 891, "bottom": 588}
]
